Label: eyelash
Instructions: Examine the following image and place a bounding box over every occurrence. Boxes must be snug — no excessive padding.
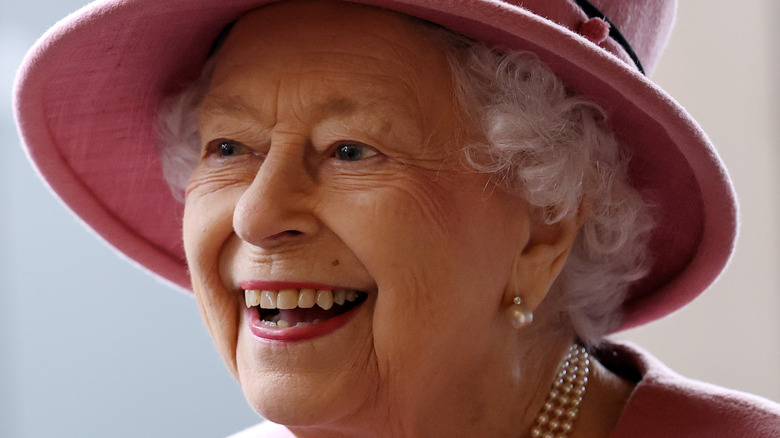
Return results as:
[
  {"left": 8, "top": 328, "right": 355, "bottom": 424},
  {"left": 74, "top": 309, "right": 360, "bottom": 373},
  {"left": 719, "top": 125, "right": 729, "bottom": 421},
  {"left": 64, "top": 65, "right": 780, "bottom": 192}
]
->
[
  {"left": 333, "top": 142, "right": 379, "bottom": 162},
  {"left": 205, "top": 139, "right": 250, "bottom": 158},
  {"left": 203, "top": 139, "right": 380, "bottom": 163}
]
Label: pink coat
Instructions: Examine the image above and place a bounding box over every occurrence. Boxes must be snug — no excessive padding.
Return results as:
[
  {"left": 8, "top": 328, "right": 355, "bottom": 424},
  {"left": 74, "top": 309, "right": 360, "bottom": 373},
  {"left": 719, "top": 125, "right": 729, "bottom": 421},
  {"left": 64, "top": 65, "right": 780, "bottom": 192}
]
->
[{"left": 227, "top": 342, "right": 780, "bottom": 437}]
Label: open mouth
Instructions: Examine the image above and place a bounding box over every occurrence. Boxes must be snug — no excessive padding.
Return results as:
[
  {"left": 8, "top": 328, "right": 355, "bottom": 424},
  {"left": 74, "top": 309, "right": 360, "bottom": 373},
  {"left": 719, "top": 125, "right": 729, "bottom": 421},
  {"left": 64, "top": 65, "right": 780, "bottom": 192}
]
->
[{"left": 244, "top": 288, "right": 368, "bottom": 328}]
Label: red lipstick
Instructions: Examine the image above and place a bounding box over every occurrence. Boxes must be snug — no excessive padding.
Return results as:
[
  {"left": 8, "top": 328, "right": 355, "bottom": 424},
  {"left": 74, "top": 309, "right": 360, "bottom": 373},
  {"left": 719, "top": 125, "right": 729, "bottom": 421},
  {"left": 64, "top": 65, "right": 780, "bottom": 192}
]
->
[
  {"left": 240, "top": 280, "right": 366, "bottom": 343},
  {"left": 245, "top": 304, "right": 361, "bottom": 343},
  {"left": 239, "top": 280, "right": 344, "bottom": 291}
]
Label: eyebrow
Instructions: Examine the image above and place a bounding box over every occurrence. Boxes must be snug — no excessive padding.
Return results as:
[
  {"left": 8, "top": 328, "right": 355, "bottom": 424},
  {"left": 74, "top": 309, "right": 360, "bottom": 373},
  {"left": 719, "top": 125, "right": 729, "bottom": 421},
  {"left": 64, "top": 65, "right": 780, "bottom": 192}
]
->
[
  {"left": 198, "top": 94, "right": 260, "bottom": 119},
  {"left": 315, "top": 97, "right": 358, "bottom": 120}
]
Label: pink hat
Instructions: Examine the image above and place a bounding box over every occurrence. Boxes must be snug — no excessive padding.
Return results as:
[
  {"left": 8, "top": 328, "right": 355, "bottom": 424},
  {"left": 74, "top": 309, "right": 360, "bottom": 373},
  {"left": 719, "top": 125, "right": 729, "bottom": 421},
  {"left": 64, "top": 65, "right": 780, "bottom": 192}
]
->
[{"left": 13, "top": 0, "right": 737, "bottom": 331}]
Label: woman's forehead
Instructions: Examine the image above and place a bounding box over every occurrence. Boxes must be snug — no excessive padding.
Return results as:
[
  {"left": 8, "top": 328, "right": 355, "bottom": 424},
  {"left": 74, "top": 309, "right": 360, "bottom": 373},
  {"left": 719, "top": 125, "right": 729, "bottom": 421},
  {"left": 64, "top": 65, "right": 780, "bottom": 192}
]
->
[{"left": 200, "top": 1, "right": 464, "bottom": 149}]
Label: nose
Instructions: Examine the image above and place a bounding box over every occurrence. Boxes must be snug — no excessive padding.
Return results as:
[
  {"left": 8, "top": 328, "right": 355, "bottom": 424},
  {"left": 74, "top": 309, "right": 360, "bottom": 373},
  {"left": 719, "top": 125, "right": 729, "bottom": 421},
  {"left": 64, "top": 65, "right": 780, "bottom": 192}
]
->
[{"left": 233, "top": 145, "right": 319, "bottom": 249}]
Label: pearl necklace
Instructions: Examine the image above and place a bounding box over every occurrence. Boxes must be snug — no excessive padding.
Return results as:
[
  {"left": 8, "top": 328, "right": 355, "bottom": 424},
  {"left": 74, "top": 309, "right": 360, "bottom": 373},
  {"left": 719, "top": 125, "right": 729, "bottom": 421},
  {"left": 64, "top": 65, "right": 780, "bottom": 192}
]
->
[{"left": 530, "top": 344, "right": 590, "bottom": 438}]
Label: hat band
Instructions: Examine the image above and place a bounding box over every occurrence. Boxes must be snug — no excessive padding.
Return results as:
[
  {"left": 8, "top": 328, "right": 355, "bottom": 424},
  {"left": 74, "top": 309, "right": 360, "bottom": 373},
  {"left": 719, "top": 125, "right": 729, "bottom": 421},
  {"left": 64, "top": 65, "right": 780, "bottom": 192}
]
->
[{"left": 573, "top": 0, "right": 646, "bottom": 74}]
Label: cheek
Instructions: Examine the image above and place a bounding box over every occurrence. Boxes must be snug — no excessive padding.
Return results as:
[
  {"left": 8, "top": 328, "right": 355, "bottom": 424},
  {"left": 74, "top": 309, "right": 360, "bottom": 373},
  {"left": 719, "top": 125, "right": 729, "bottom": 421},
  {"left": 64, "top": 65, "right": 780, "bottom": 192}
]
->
[
  {"left": 183, "top": 166, "right": 252, "bottom": 274},
  {"left": 320, "top": 169, "right": 522, "bottom": 340},
  {"left": 319, "top": 170, "right": 455, "bottom": 278},
  {"left": 183, "top": 178, "right": 244, "bottom": 374},
  {"left": 322, "top": 169, "right": 518, "bottom": 289}
]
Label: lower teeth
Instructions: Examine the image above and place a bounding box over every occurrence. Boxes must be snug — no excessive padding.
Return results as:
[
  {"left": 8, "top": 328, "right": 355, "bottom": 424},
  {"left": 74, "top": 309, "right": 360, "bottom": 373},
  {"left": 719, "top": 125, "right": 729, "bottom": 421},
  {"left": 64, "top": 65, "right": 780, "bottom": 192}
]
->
[{"left": 261, "top": 319, "right": 322, "bottom": 328}]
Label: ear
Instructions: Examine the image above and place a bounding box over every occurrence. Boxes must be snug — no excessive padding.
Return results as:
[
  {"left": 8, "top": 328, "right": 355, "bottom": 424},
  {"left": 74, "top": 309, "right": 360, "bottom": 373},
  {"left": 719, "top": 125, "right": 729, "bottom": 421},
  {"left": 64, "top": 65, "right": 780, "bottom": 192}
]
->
[{"left": 504, "top": 209, "right": 582, "bottom": 310}]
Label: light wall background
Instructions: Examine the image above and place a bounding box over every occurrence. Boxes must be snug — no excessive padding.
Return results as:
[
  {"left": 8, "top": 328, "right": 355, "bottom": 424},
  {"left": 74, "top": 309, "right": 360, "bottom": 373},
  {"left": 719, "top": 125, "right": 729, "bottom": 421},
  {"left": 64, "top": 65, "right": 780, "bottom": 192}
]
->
[
  {"left": 611, "top": 0, "right": 780, "bottom": 401},
  {"left": 1, "top": 1, "right": 778, "bottom": 437}
]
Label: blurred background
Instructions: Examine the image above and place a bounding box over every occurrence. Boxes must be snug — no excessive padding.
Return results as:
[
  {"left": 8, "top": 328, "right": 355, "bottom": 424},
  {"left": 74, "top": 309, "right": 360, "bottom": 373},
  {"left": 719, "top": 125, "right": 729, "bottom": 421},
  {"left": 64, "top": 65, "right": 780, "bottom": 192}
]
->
[{"left": 2, "top": 1, "right": 778, "bottom": 437}]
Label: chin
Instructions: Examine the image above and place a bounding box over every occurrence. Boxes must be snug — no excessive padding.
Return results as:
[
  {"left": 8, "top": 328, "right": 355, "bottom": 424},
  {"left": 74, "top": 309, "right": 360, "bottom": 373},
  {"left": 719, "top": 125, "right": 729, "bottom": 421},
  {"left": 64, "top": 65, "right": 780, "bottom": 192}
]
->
[
  {"left": 232, "top": 298, "right": 379, "bottom": 429},
  {"left": 238, "top": 364, "right": 372, "bottom": 430}
]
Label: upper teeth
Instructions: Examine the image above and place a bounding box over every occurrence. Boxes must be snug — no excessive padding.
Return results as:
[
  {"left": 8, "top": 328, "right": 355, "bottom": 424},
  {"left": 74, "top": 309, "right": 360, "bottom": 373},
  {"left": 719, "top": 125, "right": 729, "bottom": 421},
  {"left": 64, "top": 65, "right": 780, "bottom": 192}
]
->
[{"left": 244, "top": 288, "right": 359, "bottom": 310}]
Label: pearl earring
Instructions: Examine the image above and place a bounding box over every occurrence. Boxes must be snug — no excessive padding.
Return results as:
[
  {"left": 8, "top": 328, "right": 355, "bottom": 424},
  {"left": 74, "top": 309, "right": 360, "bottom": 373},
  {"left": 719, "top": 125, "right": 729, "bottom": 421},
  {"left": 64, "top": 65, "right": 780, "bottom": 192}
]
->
[{"left": 508, "top": 296, "right": 534, "bottom": 329}]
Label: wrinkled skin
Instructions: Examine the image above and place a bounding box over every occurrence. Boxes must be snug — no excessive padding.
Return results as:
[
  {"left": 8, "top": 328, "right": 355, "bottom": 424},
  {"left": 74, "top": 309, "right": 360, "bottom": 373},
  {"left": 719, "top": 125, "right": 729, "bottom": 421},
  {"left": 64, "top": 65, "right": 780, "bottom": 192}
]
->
[{"left": 183, "top": 1, "right": 582, "bottom": 437}]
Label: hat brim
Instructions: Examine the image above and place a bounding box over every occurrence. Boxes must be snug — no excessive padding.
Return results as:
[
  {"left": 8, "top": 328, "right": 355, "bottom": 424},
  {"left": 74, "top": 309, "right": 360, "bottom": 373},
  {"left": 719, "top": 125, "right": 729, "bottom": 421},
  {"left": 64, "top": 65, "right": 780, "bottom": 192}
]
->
[{"left": 13, "top": 0, "right": 737, "bottom": 331}]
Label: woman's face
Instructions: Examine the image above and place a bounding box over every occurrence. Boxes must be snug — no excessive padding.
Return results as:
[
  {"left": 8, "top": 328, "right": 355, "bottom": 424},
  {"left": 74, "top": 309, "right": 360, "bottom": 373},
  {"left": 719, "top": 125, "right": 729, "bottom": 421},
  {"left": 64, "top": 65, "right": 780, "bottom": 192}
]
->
[{"left": 184, "top": 0, "right": 537, "bottom": 431}]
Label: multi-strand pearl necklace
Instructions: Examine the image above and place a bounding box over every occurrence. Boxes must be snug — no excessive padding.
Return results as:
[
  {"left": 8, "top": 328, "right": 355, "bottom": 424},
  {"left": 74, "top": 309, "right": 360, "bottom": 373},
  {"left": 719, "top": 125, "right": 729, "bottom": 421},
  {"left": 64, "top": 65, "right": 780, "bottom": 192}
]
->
[{"left": 530, "top": 344, "right": 590, "bottom": 438}]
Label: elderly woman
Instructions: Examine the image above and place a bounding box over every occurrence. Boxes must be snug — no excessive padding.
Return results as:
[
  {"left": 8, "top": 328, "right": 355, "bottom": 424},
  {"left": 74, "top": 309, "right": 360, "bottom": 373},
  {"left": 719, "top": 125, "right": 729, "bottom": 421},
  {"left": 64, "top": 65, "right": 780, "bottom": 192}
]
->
[{"left": 14, "top": 0, "right": 780, "bottom": 437}]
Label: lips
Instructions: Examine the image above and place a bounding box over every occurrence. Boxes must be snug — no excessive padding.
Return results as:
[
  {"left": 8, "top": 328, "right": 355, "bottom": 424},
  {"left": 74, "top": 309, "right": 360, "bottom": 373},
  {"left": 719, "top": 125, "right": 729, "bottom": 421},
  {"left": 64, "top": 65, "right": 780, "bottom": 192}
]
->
[{"left": 239, "top": 281, "right": 370, "bottom": 342}]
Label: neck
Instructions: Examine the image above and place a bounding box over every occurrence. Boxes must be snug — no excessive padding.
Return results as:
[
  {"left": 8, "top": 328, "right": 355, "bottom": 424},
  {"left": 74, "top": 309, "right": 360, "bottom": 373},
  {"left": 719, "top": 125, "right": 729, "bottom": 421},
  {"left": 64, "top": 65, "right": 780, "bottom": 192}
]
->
[
  {"left": 287, "top": 337, "right": 634, "bottom": 438},
  {"left": 567, "top": 350, "right": 635, "bottom": 438},
  {"left": 287, "top": 334, "right": 572, "bottom": 438},
  {"left": 390, "top": 334, "right": 578, "bottom": 437}
]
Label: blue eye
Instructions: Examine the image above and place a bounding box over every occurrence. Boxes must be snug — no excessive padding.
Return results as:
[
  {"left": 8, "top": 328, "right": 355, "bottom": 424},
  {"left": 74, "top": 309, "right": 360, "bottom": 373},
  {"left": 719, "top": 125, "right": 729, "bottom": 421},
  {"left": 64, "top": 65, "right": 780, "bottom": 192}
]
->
[
  {"left": 206, "top": 140, "right": 247, "bottom": 158},
  {"left": 335, "top": 143, "right": 377, "bottom": 162},
  {"left": 218, "top": 141, "right": 241, "bottom": 157}
]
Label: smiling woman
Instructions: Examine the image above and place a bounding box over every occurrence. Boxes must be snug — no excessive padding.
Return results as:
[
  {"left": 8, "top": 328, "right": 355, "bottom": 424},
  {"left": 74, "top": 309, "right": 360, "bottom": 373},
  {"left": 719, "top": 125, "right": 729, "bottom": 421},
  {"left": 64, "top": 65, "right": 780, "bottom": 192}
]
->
[
  {"left": 184, "top": 6, "right": 564, "bottom": 429},
  {"left": 12, "top": 0, "right": 780, "bottom": 437}
]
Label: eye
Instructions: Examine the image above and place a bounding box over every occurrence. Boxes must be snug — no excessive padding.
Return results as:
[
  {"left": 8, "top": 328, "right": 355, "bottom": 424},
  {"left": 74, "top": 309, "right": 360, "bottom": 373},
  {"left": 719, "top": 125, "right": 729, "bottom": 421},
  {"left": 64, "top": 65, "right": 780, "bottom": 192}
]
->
[
  {"left": 205, "top": 139, "right": 250, "bottom": 158},
  {"left": 335, "top": 142, "right": 378, "bottom": 162}
]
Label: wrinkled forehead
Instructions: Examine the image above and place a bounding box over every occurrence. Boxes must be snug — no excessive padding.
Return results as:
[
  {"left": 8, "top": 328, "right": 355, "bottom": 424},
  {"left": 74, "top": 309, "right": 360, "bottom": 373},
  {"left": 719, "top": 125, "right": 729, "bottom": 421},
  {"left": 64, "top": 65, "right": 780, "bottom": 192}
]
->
[{"left": 199, "top": 0, "right": 467, "bottom": 143}]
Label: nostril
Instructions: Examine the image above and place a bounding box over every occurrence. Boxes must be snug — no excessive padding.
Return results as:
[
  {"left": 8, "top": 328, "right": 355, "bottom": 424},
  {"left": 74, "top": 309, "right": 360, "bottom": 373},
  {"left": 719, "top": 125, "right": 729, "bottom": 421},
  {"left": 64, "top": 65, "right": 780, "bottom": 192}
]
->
[
  {"left": 265, "top": 230, "right": 303, "bottom": 241},
  {"left": 243, "top": 229, "right": 306, "bottom": 249}
]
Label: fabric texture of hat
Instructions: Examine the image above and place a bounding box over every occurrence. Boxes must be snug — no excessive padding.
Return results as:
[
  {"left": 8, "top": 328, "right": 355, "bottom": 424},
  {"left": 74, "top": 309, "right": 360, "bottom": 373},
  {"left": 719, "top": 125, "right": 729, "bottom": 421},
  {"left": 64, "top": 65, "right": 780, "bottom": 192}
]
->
[{"left": 13, "top": 0, "right": 738, "bottom": 331}]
